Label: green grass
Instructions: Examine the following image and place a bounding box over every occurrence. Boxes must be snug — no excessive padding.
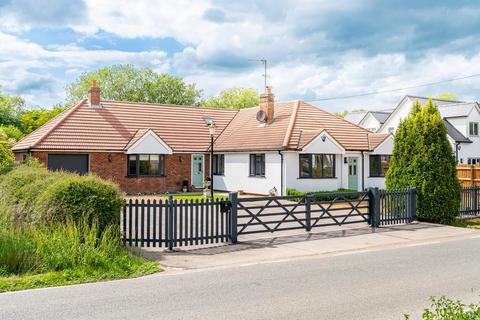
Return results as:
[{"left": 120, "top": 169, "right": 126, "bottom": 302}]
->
[
  {"left": 449, "top": 217, "right": 480, "bottom": 230},
  {"left": 0, "top": 221, "right": 161, "bottom": 292}
]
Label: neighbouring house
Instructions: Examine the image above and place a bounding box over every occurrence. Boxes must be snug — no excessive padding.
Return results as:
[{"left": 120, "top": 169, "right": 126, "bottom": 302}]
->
[
  {"left": 347, "top": 110, "right": 393, "bottom": 132},
  {"left": 375, "top": 95, "right": 480, "bottom": 164},
  {"left": 12, "top": 82, "right": 393, "bottom": 195}
]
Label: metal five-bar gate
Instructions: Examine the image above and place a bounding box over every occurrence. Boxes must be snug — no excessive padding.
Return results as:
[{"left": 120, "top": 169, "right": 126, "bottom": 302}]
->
[{"left": 121, "top": 188, "right": 417, "bottom": 249}]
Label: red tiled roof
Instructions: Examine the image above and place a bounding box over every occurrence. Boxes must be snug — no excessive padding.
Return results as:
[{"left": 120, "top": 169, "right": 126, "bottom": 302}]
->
[
  {"left": 368, "top": 133, "right": 391, "bottom": 150},
  {"left": 215, "top": 101, "right": 385, "bottom": 151},
  {"left": 13, "top": 98, "right": 391, "bottom": 153},
  {"left": 13, "top": 100, "right": 238, "bottom": 152}
]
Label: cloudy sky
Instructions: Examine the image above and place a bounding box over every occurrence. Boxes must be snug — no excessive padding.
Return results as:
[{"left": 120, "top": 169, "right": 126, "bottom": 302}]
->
[{"left": 1, "top": 0, "right": 480, "bottom": 112}]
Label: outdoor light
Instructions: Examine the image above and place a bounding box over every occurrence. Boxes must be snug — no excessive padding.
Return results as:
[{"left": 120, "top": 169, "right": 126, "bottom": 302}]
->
[{"left": 321, "top": 134, "right": 327, "bottom": 142}]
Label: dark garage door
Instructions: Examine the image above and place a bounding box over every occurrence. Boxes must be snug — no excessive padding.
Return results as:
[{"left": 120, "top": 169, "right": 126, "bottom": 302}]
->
[{"left": 47, "top": 154, "right": 89, "bottom": 175}]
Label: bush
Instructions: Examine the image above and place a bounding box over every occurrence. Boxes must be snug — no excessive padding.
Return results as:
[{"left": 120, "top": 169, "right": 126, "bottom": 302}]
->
[
  {"left": 0, "top": 141, "right": 14, "bottom": 170},
  {"left": 386, "top": 99, "right": 460, "bottom": 224},
  {"left": 34, "top": 175, "right": 122, "bottom": 233},
  {"left": 0, "top": 163, "right": 123, "bottom": 233},
  {"left": 404, "top": 296, "right": 480, "bottom": 319},
  {"left": 286, "top": 188, "right": 357, "bottom": 201}
]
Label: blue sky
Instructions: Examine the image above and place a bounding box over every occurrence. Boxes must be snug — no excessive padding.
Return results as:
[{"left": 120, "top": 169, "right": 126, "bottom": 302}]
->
[{"left": 1, "top": 0, "right": 480, "bottom": 111}]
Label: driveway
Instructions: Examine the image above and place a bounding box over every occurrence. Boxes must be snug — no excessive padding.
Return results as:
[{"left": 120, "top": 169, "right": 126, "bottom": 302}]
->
[{"left": 2, "top": 237, "right": 480, "bottom": 320}]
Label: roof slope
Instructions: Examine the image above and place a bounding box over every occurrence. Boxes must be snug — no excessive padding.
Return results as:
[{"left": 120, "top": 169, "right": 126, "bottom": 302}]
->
[
  {"left": 14, "top": 100, "right": 238, "bottom": 152},
  {"left": 215, "top": 100, "right": 387, "bottom": 151},
  {"left": 438, "top": 102, "right": 478, "bottom": 118},
  {"left": 369, "top": 111, "right": 391, "bottom": 123},
  {"left": 443, "top": 119, "right": 471, "bottom": 143}
]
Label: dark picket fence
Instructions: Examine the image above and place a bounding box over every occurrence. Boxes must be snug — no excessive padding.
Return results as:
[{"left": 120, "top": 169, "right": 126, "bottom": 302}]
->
[
  {"left": 122, "top": 188, "right": 417, "bottom": 249},
  {"left": 121, "top": 197, "right": 232, "bottom": 249},
  {"left": 460, "top": 186, "right": 480, "bottom": 217}
]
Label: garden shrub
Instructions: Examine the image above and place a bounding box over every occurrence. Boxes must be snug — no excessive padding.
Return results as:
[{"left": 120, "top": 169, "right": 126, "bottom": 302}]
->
[
  {"left": 286, "top": 188, "right": 357, "bottom": 201},
  {"left": 404, "top": 296, "right": 480, "bottom": 319},
  {"left": 0, "top": 141, "right": 14, "bottom": 170},
  {"left": 386, "top": 99, "right": 461, "bottom": 224},
  {"left": 0, "top": 163, "right": 123, "bottom": 233},
  {"left": 33, "top": 174, "right": 123, "bottom": 233}
]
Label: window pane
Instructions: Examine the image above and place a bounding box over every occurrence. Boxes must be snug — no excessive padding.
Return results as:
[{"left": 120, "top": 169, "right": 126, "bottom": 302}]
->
[
  {"left": 255, "top": 154, "right": 262, "bottom": 175},
  {"left": 260, "top": 154, "right": 265, "bottom": 176},
  {"left": 219, "top": 155, "right": 225, "bottom": 175},
  {"left": 128, "top": 155, "right": 137, "bottom": 175},
  {"left": 249, "top": 155, "right": 255, "bottom": 176},
  {"left": 300, "top": 154, "right": 311, "bottom": 177},
  {"left": 380, "top": 155, "right": 390, "bottom": 176},
  {"left": 370, "top": 155, "right": 380, "bottom": 177},
  {"left": 322, "top": 154, "right": 334, "bottom": 177},
  {"left": 150, "top": 155, "right": 160, "bottom": 175},
  {"left": 139, "top": 155, "right": 149, "bottom": 175},
  {"left": 312, "top": 155, "right": 322, "bottom": 177},
  {"left": 213, "top": 155, "right": 218, "bottom": 174},
  {"left": 159, "top": 155, "right": 165, "bottom": 175}
]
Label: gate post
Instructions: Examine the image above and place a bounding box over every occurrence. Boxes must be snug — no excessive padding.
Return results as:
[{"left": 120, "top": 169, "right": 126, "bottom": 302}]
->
[
  {"left": 229, "top": 192, "right": 238, "bottom": 244},
  {"left": 368, "top": 187, "right": 380, "bottom": 228},
  {"left": 167, "top": 195, "right": 174, "bottom": 250},
  {"left": 305, "top": 195, "right": 312, "bottom": 232},
  {"left": 408, "top": 188, "right": 417, "bottom": 222}
]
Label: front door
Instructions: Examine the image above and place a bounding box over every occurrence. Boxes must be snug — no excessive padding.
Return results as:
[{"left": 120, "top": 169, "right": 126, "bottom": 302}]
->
[
  {"left": 191, "top": 154, "right": 204, "bottom": 188},
  {"left": 347, "top": 157, "right": 358, "bottom": 190}
]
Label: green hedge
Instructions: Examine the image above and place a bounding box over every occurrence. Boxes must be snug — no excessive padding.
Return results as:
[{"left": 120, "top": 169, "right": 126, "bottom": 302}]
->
[
  {"left": 0, "top": 163, "right": 123, "bottom": 233},
  {"left": 286, "top": 188, "right": 358, "bottom": 201}
]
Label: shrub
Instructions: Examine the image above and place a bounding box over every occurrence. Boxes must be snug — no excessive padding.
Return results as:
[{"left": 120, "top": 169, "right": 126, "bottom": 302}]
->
[
  {"left": 386, "top": 99, "right": 460, "bottom": 224},
  {"left": 286, "top": 188, "right": 357, "bottom": 201},
  {"left": 34, "top": 174, "right": 123, "bottom": 233},
  {"left": 0, "top": 141, "right": 14, "bottom": 170},
  {"left": 404, "top": 296, "right": 480, "bottom": 319},
  {"left": 0, "top": 164, "right": 123, "bottom": 233}
]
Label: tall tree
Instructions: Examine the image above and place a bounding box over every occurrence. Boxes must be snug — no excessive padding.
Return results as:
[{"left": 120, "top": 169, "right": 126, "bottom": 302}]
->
[
  {"left": 202, "top": 87, "right": 259, "bottom": 109},
  {"left": 0, "top": 91, "right": 25, "bottom": 126},
  {"left": 386, "top": 98, "right": 460, "bottom": 223},
  {"left": 66, "top": 64, "right": 203, "bottom": 105}
]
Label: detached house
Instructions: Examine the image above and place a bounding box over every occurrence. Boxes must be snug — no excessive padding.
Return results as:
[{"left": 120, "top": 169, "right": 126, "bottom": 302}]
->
[
  {"left": 12, "top": 82, "right": 393, "bottom": 195},
  {"left": 376, "top": 95, "right": 480, "bottom": 164}
]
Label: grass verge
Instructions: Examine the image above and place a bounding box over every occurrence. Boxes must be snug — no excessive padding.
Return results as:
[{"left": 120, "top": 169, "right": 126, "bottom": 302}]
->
[
  {"left": 449, "top": 217, "right": 480, "bottom": 230},
  {"left": 0, "top": 221, "right": 161, "bottom": 292}
]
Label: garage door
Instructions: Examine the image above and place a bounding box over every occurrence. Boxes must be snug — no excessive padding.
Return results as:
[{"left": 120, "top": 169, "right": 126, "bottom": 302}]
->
[{"left": 47, "top": 154, "right": 89, "bottom": 175}]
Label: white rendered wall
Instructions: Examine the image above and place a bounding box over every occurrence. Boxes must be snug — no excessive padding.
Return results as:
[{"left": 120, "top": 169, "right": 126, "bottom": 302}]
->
[
  {"left": 360, "top": 113, "right": 382, "bottom": 132},
  {"left": 213, "top": 152, "right": 282, "bottom": 195},
  {"left": 448, "top": 111, "right": 480, "bottom": 163}
]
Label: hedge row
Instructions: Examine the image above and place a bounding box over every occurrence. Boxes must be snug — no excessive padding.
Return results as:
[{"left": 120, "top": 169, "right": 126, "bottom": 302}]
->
[
  {"left": 286, "top": 188, "right": 358, "bottom": 201},
  {"left": 0, "top": 161, "right": 123, "bottom": 233}
]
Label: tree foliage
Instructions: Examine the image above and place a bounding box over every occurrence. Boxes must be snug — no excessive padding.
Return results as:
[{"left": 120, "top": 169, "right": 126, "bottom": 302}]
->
[
  {"left": 386, "top": 99, "right": 460, "bottom": 223},
  {"left": 19, "top": 106, "right": 66, "bottom": 135},
  {"left": 436, "top": 92, "right": 459, "bottom": 101},
  {"left": 0, "top": 92, "right": 25, "bottom": 127},
  {"left": 66, "top": 64, "right": 202, "bottom": 105},
  {"left": 0, "top": 141, "right": 14, "bottom": 170},
  {"left": 202, "top": 87, "right": 259, "bottom": 109}
]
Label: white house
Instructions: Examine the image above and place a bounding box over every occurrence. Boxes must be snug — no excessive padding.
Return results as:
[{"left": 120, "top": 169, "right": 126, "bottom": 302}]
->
[
  {"left": 212, "top": 88, "right": 394, "bottom": 195},
  {"left": 377, "top": 95, "right": 480, "bottom": 164}
]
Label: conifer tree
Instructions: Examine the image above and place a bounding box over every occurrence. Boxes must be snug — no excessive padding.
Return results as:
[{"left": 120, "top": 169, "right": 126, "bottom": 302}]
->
[{"left": 386, "top": 99, "right": 460, "bottom": 223}]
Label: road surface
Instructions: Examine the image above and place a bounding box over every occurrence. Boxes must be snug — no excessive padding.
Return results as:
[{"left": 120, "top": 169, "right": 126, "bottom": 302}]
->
[{"left": 1, "top": 238, "right": 480, "bottom": 320}]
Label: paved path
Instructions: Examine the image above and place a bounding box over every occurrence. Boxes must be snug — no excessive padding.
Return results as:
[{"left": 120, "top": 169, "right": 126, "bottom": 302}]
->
[{"left": 2, "top": 237, "right": 480, "bottom": 320}]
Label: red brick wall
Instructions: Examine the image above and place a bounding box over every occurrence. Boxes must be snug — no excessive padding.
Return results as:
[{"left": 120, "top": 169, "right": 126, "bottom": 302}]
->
[{"left": 29, "top": 151, "right": 210, "bottom": 194}]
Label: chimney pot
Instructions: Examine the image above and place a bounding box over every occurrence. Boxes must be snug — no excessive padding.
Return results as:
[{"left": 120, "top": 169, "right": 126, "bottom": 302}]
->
[
  {"left": 88, "top": 79, "right": 101, "bottom": 107},
  {"left": 259, "top": 86, "right": 275, "bottom": 121}
]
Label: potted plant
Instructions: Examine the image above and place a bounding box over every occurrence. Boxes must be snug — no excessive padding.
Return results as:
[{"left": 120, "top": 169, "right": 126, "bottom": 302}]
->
[{"left": 182, "top": 179, "right": 189, "bottom": 193}]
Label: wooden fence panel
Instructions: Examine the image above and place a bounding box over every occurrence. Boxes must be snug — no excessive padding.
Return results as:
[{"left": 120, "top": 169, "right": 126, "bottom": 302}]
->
[{"left": 457, "top": 164, "right": 480, "bottom": 187}]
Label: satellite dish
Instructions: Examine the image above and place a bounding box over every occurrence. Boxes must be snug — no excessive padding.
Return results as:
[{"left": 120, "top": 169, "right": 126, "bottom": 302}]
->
[{"left": 256, "top": 110, "right": 266, "bottom": 123}]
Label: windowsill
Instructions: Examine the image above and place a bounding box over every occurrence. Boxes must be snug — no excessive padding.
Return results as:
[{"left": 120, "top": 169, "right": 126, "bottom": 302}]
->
[
  {"left": 297, "top": 177, "right": 337, "bottom": 179},
  {"left": 126, "top": 175, "right": 166, "bottom": 178},
  {"left": 249, "top": 175, "right": 266, "bottom": 178}
]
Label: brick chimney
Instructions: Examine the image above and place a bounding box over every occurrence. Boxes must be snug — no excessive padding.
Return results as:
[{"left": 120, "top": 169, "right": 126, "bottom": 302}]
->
[
  {"left": 88, "top": 80, "right": 101, "bottom": 108},
  {"left": 260, "top": 86, "right": 274, "bottom": 121}
]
